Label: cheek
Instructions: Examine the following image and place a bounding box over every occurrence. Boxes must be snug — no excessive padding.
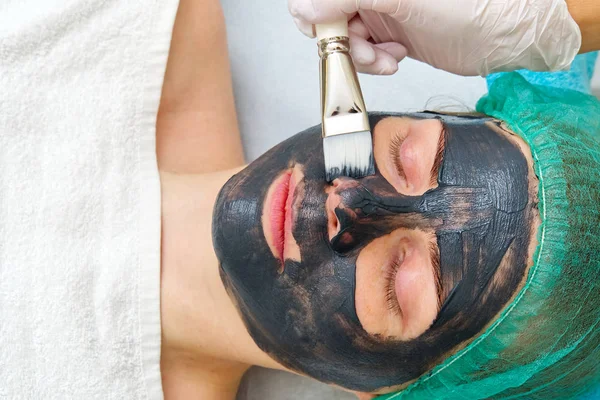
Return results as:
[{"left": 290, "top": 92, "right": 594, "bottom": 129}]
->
[
  {"left": 355, "top": 261, "right": 384, "bottom": 322},
  {"left": 399, "top": 124, "right": 440, "bottom": 192}
]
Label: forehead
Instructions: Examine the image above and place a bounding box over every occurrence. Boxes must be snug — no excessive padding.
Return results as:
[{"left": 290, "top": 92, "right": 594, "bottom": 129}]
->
[
  {"left": 413, "top": 112, "right": 491, "bottom": 124},
  {"left": 370, "top": 111, "right": 491, "bottom": 125}
]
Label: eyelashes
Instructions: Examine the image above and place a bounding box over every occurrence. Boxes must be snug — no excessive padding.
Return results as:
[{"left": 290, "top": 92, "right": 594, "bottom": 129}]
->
[
  {"left": 389, "top": 132, "right": 407, "bottom": 182},
  {"left": 384, "top": 257, "right": 402, "bottom": 317},
  {"left": 429, "top": 124, "right": 447, "bottom": 187}
]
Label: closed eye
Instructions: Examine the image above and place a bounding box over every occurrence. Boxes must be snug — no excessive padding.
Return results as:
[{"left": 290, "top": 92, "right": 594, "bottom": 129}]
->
[
  {"left": 383, "top": 238, "right": 443, "bottom": 318},
  {"left": 388, "top": 121, "right": 447, "bottom": 188}
]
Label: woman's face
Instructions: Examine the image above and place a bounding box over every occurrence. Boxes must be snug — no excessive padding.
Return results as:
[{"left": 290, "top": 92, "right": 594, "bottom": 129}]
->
[{"left": 213, "top": 113, "right": 539, "bottom": 393}]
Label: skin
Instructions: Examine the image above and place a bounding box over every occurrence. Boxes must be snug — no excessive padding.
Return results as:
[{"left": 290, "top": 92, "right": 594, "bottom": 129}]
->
[
  {"left": 213, "top": 113, "right": 541, "bottom": 393},
  {"left": 160, "top": 169, "right": 284, "bottom": 400},
  {"left": 156, "top": 0, "right": 243, "bottom": 174},
  {"left": 156, "top": 0, "right": 251, "bottom": 399}
]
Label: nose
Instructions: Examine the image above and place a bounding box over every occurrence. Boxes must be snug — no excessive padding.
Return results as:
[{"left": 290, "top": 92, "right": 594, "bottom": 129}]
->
[{"left": 326, "top": 178, "right": 361, "bottom": 243}]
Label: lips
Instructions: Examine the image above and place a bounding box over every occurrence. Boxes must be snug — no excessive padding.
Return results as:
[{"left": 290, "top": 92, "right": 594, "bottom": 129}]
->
[{"left": 263, "top": 169, "right": 297, "bottom": 262}]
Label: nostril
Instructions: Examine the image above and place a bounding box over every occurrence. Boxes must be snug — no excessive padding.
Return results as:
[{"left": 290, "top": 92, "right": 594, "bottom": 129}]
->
[
  {"left": 327, "top": 206, "right": 340, "bottom": 241},
  {"left": 330, "top": 176, "right": 359, "bottom": 191},
  {"left": 326, "top": 185, "right": 343, "bottom": 240}
]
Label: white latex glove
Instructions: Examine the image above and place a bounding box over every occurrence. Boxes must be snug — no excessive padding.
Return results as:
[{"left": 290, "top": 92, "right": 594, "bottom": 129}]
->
[{"left": 289, "top": 0, "right": 582, "bottom": 76}]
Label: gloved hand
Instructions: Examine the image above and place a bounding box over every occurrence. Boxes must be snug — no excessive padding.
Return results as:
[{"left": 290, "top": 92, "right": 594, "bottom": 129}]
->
[{"left": 288, "top": 0, "right": 582, "bottom": 76}]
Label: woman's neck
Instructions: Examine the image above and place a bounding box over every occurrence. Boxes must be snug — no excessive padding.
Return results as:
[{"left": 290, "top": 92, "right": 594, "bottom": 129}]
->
[{"left": 159, "top": 168, "right": 280, "bottom": 399}]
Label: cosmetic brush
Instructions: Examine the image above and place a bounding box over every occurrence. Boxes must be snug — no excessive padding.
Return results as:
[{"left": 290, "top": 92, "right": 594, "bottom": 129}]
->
[{"left": 317, "top": 20, "right": 375, "bottom": 182}]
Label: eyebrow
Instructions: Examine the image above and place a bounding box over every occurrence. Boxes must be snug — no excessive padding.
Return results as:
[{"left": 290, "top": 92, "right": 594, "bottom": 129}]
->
[
  {"left": 429, "top": 121, "right": 447, "bottom": 186},
  {"left": 429, "top": 240, "right": 443, "bottom": 311}
]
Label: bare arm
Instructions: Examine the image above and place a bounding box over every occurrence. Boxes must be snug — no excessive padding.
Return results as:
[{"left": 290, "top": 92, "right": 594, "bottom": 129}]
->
[
  {"left": 567, "top": 0, "right": 600, "bottom": 53},
  {"left": 157, "top": 0, "right": 244, "bottom": 174}
]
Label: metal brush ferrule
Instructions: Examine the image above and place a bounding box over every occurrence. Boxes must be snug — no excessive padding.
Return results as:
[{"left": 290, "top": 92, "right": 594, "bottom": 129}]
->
[{"left": 318, "top": 36, "right": 370, "bottom": 138}]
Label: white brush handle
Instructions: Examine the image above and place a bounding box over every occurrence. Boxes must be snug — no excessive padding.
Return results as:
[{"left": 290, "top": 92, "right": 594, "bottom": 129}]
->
[{"left": 315, "top": 20, "right": 349, "bottom": 41}]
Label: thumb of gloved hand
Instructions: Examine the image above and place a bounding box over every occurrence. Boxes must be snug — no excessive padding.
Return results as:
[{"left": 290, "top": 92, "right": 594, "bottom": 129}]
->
[{"left": 289, "top": 0, "right": 582, "bottom": 76}]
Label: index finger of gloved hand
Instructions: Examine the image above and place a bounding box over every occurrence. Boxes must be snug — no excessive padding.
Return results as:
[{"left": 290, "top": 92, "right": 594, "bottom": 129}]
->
[
  {"left": 348, "top": 14, "right": 371, "bottom": 39},
  {"left": 355, "top": 43, "right": 402, "bottom": 75},
  {"left": 349, "top": 34, "right": 377, "bottom": 65},
  {"left": 374, "top": 42, "right": 408, "bottom": 63}
]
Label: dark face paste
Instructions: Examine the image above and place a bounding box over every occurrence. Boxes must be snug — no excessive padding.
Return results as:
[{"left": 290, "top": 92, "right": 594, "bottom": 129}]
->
[{"left": 213, "top": 113, "right": 535, "bottom": 392}]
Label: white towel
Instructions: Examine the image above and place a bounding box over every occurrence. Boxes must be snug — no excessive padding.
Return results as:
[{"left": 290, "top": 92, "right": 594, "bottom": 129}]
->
[{"left": 0, "top": 0, "right": 178, "bottom": 398}]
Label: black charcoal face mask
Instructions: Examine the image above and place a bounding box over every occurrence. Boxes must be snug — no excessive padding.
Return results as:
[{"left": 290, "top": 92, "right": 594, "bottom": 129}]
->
[{"left": 213, "top": 112, "right": 535, "bottom": 392}]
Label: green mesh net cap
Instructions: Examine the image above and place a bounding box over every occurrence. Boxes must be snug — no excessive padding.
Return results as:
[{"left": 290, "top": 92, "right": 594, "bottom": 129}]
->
[{"left": 379, "top": 72, "right": 600, "bottom": 399}]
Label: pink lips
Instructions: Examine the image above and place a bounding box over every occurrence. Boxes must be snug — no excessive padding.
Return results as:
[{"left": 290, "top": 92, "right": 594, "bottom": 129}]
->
[{"left": 267, "top": 171, "right": 296, "bottom": 261}]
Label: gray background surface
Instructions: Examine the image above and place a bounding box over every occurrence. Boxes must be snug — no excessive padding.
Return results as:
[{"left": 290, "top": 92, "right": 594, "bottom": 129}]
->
[{"left": 220, "top": 1, "right": 600, "bottom": 399}]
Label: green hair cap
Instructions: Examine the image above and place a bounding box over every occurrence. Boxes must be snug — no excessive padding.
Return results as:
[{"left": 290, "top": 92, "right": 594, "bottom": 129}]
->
[{"left": 379, "top": 72, "right": 600, "bottom": 399}]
